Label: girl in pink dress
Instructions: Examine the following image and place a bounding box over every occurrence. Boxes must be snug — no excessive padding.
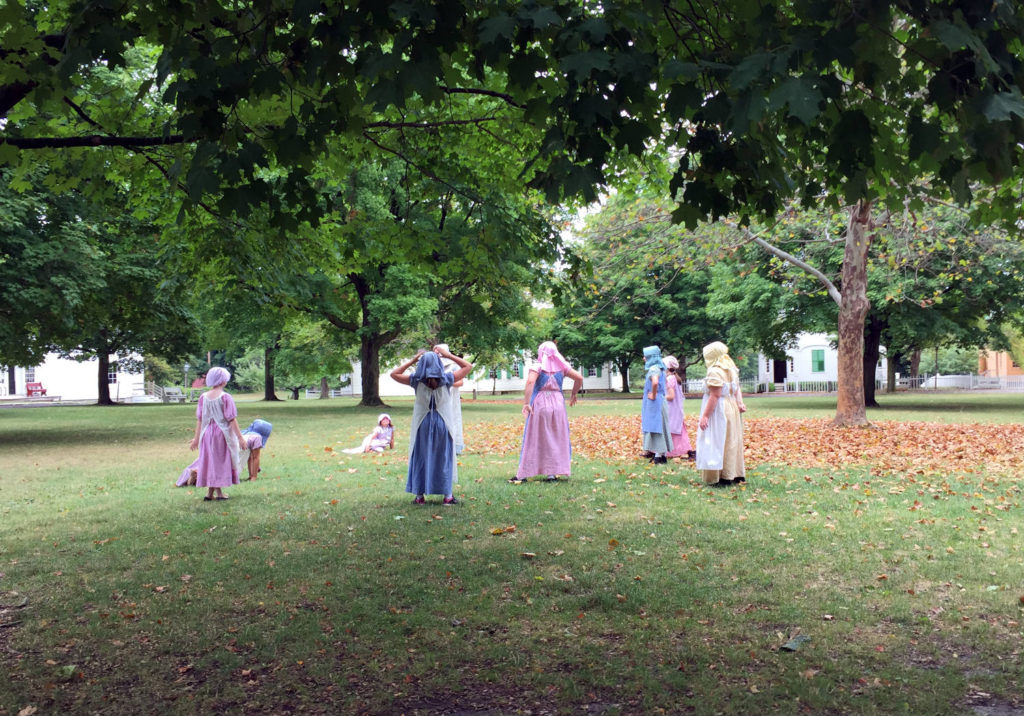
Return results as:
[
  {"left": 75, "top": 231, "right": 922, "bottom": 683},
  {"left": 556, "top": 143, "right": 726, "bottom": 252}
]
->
[
  {"left": 183, "top": 367, "right": 246, "bottom": 501},
  {"left": 663, "top": 355, "right": 695, "bottom": 459},
  {"left": 512, "top": 341, "right": 584, "bottom": 483}
]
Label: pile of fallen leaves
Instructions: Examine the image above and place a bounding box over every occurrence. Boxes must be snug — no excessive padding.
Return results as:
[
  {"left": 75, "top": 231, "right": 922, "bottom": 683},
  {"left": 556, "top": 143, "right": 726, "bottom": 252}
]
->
[{"left": 468, "top": 415, "right": 1024, "bottom": 477}]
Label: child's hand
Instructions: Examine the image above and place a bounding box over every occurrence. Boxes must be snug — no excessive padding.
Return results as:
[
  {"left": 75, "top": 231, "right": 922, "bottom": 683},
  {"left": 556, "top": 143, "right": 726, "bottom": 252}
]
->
[
  {"left": 189, "top": 437, "right": 198, "bottom": 451},
  {"left": 414, "top": 348, "right": 426, "bottom": 359},
  {"left": 521, "top": 404, "right": 532, "bottom": 417},
  {"left": 433, "top": 344, "right": 450, "bottom": 358}
]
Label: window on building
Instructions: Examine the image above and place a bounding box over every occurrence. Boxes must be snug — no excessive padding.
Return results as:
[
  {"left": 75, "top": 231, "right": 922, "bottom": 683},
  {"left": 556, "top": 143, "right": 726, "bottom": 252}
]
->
[
  {"left": 511, "top": 363, "right": 521, "bottom": 378},
  {"left": 25, "top": 367, "right": 36, "bottom": 382},
  {"left": 811, "top": 349, "right": 825, "bottom": 373},
  {"left": 488, "top": 368, "right": 498, "bottom": 379},
  {"left": 587, "top": 366, "right": 597, "bottom": 378},
  {"left": 108, "top": 363, "right": 118, "bottom": 384}
]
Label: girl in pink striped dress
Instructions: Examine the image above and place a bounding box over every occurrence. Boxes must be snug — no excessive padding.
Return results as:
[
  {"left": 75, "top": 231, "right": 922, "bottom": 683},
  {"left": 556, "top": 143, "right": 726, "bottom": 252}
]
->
[
  {"left": 663, "top": 355, "right": 694, "bottom": 459},
  {"left": 182, "top": 367, "right": 247, "bottom": 501},
  {"left": 512, "top": 341, "right": 584, "bottom": 483}
]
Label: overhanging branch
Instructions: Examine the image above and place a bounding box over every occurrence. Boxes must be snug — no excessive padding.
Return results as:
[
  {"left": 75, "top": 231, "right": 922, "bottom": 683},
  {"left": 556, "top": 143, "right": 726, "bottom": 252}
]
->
[
  {"left": 1, "top": 134, "right": 187, "bottom": 149},
  {"left": 740, "top": 227, "right": 844, "bottom": 308}
]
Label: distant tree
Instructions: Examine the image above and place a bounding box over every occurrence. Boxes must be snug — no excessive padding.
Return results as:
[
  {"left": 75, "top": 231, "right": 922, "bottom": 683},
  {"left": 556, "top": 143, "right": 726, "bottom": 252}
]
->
[
  {"left": 0, "top": 168, "right": 105, "bottom": 370},
  {"left": 554, "top": 193, "right": 721, "bottom": 391},
  {"left": 709, "top": 204, "right": 1024, "bottom": 403}
]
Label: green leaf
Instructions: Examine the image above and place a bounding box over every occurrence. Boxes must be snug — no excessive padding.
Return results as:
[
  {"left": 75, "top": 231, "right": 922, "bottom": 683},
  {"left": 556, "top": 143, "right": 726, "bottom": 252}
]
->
[
  {"left": 559, "top": 51, "right": 611, "bottom": 80},
  {"left": 524, "top": 6, "right": 562, "bottom": 29},
  {"left": 768, "top": 77, "right": 822, "bottom": 125},
  {"left": 980, "top": 91, "right": 1024, "bottom": 122},
  {"left": 478, "top": 15, "right": 516, "bottom": 44},
  {"left": 729, "top": 52, "right": 771, "bottom": 90},
  {"left": 662, "top": 60, "right": 701, "bottom": 81}
]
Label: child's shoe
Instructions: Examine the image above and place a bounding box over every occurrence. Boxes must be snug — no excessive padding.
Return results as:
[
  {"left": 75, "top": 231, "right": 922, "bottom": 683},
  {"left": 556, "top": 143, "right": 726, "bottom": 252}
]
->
[
  {"left": 412, "top": 495, "right": 425, "bottom": 504},
  {"left": 443, "top": 496, "right": 459, "bottom": 505}
]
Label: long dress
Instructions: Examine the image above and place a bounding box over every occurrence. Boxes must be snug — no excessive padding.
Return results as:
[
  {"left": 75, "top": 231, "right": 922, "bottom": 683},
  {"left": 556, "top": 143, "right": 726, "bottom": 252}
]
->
[
  {"left": 641, "top": 366, "right": 674, "bottom": 454},
  {"left": 516, "top": 370, "right": 572, "bottom": 478},
  {"left": 406, "top": 372, "right": 458, "bottom": 496},
  {"left": 664, "top": 374, "right": 693, "bottom": 458},
  {"left": 695, "top": 366, "right": 745, "bottom": 484},
  {"left": 179, "top": 392, "right": 241, "bottom": 488}
]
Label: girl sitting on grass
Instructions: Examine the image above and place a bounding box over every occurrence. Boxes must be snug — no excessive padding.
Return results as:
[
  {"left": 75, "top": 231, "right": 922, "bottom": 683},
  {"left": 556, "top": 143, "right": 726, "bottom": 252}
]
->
[{"left": 342, "top": 414, "right": 396, "bottom": 454}]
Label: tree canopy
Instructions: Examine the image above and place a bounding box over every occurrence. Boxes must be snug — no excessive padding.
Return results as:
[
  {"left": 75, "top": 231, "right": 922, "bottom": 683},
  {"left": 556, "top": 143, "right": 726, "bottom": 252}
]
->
[
  {"left": 554, "top": 192, "right": 723, "bottom": 390},
  {"left": 6, "top": 1, "right": 1024, "bottom": 416}
]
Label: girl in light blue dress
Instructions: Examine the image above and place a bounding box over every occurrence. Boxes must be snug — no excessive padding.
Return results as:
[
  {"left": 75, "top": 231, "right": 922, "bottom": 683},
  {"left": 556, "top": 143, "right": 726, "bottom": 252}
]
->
[{"left": 641, "top": 345, "right": 673, "bottom": 464}]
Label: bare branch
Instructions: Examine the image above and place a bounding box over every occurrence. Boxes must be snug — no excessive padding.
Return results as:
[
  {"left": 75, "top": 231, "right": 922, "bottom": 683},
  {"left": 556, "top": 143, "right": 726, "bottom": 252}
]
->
[{"left": 741, "top": 226, "right": 843, "bottom": 307}]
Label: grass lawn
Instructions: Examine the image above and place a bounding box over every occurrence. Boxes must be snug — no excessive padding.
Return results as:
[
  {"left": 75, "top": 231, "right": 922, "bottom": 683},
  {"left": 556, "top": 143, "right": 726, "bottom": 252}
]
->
[{"left": 0, "top": 392, "right": 1021, "bottom": 715}]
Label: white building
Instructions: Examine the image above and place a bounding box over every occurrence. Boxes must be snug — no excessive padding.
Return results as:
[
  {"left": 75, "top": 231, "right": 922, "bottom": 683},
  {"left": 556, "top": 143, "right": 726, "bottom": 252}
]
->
[
  {"left": 343, "top": 354, "right": 622, "bottom": 398},
  {"left": 0, "top": 353, "right": 145, "bottom": 402},
  {"left": 756, "top": 333, "right": 887, "bottom": 391}
]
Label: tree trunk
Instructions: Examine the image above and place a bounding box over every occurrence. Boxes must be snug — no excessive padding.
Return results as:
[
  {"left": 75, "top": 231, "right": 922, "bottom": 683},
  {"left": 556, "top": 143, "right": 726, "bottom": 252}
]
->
[
  {"left": 618, "top": 358, "right": 630, "bottom": 393},
  {"left": 96, "top": 352, "right": 114, "bottom": 406},
  {"left": 863, "top": 315, "right": 884, "bottom": 408},
  {"left": 263, "top": 344, "right": 281, "bottom": 401},
  {"left": 7, "top": 365, "right": 15, "bottom": 395},
  {"left": 289, "top": 386, "right": 300, "bottom": 400},
  {"left": 886, "top": 351, "right": 900, "bottom": 393},
  {"left": 359, "top": 336, "right": 384, "bottom": 407},
  {"left": 910, "top": 349, "right": 921, "bottom": 379},
  {"left": 833, "top": 201, "right": 873, "bottom": 427},
  {"left": 320, "top": 376, "right": 329, "bottom": 399}
]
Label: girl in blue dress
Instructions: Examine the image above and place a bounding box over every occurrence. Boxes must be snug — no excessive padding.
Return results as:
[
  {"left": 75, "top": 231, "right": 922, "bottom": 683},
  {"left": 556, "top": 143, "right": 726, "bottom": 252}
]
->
[
  {"left": 641, "top": 345, "right": 674, "bottom": 464},
  {"left": 390, "top": 346, "right": 473, "bottom": 504}
]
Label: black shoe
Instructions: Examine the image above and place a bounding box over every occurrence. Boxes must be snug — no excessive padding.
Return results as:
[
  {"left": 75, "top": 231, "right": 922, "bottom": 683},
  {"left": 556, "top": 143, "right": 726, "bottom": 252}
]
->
[
  {"left": 732, "top": 476, "right": 745, "bottom": 484},
  {"left": 686, "top": 450, "right": 696, "bottom": 460},
  {"left": 710, "top": 479, "right": 732, "bottom": 488},
  {"left": 652, "top": 455, "right": 667, "bottom": 464},
  {"left": 641, "top": 451, "right": 655, "bottom": 459}
]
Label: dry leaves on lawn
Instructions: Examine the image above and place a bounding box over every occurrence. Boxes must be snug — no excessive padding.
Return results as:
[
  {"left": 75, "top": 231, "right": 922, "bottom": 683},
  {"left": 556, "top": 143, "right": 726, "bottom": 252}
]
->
[{"left": 468, "top": 415, "right": 1024, "bottom": 477}]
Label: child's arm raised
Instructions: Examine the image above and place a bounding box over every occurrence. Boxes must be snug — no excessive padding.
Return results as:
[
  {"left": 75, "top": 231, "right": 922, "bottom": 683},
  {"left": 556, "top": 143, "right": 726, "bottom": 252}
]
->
[
  {"left": 434, "top": 345, "right": 473, "bottom": 382},
  {"left": 390, "top": 349, "right": 425, "bottom": 386}
]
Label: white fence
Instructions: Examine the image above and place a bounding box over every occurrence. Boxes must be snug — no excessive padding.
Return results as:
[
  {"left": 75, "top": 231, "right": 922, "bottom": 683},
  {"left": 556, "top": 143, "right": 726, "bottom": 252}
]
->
[
  {"left": 878, "top": 374, "right": 1024, "bottom": 391},
  {"left": 684, "top": 379, "right": 760, "bottom": 394},
  {"left": 741, "top": 374, "right": 1024, "bottom": 394}
]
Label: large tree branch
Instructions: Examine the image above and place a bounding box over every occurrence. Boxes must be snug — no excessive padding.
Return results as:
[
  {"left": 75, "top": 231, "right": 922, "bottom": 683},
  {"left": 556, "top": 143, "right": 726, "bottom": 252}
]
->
[
  {"left": 441, "top": 86, "right": 525, "bottom": 109},
  {"left": 741, "top": 227, "right": 844, "bottom": 308},
  {"left": 365, "top": 116, "right": 500, "bottom": 130},
  {"left": 322, "top": 312, "right": 359, "bottom": 334},
  {"left": 4, "top": 115, "right": 501, "bottom": 150},
  {"left": 0, "top": 33, "right": 66, "bottom": 118},
  {"left": 1, "top": 134, "right": 187, "bottom": 149}
]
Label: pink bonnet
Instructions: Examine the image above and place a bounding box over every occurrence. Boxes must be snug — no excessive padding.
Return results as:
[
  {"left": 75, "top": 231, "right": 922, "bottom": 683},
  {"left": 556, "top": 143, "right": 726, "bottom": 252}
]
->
[
  {"left": 537, "top": 341, "right": 571, "bottom": 374},
  {"left": 205, "top": 366, "right": 231, "bottom": 387}
]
